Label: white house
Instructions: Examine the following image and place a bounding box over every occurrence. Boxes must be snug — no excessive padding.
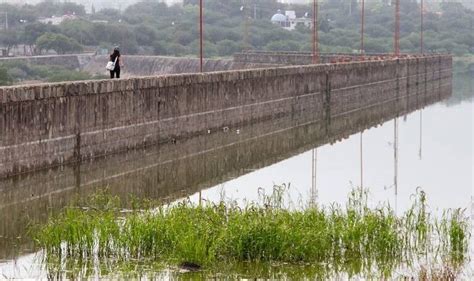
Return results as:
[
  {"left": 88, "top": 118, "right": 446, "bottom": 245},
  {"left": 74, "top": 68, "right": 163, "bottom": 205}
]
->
[
  {"left": 271, "top": 10, "right": 312, "bottom": 31},
  {"left": 38, "top": 14, "right": 78, "bottom": 25}
]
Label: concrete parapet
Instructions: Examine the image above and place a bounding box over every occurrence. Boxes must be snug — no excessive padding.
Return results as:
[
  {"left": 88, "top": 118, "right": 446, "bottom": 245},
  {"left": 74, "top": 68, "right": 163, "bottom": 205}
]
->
[{"left": 233, "top": 51, "right": 451, "bottom": 65}]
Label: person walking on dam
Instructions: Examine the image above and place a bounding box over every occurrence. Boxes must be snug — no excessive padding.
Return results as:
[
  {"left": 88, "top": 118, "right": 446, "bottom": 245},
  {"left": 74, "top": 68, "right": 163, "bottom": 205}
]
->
[{"left": 108, "top": 47, "right": 122, "bottom": 79}]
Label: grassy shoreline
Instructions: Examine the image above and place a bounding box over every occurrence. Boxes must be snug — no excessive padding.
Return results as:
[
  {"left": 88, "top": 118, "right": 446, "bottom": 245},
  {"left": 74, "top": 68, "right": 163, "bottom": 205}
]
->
[{"left": 33, "top": 186, "right": 470, "bottom": 279}]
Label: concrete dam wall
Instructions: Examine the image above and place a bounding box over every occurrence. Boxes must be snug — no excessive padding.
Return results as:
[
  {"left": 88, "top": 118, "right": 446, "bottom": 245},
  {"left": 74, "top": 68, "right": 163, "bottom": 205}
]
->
[
  {"left": 234, "top": 51, "right": 416, "bottom": 65},
  {"left": 0, "top": 55, "right": 452, "bottom": 178},
  {"left": 0, "top": 73, "right": 451, "bottom": 260}
]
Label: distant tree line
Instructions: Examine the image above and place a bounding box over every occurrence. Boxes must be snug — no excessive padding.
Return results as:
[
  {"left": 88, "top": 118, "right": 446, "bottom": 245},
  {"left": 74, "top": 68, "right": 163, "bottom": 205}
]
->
[
  {"left": 0, "top": 60, "right": 106, "bottom": 86},
  {"left": 0, "top": 0, "right": 472, "bottom": 57}
]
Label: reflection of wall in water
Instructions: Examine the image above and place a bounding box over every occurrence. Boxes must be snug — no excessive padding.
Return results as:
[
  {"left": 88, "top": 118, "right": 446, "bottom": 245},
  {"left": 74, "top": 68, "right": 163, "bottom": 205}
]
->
[
  {"left": 0, "top": 77, "right": 452, "bottom": 260},
  {"left": 0, "top": 56, "right": 452, "bottom": 179},
  {"left": 445, "top": 73, "right": 473, "bottom": 106}
]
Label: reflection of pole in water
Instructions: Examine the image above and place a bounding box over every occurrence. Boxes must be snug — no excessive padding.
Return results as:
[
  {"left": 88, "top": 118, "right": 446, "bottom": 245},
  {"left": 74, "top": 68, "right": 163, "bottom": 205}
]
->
[
  {"left": 360, "top": 132, "right": 364, "bottom": 188},
  {"left": 471, "top": 196, "right": 474, "bottom": 260},
  {"left": 310, "top": 148, "right": 318, "bottom": 207},
  {"left": 394, "top": 118, "right": 399, "bottom": 213},
  {"left": 419, "top": 110, "right": 423, "bottom": 160}
]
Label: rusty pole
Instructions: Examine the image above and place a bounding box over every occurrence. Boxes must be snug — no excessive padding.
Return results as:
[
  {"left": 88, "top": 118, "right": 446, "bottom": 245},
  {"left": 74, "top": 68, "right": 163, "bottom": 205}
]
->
[
  {"left": 244, "top": 1, "right": 250, "bottom": 51},
  {"left": 310, "top": 148, "right": 318, "bottom": 207},
  {"left": 360, "top": 132, "right": 363, "bottom": 188},
  {"left": 360, "top": 0, "right": 365, "bottom": 54},
  {"left": 200, "top": 0, "right": 204, "bottom": 72},
  {"left": 394, "top": 0, "right": 400, "bottom": 56},
  {"left": 312, "top": 0, "right": 319, "bottom": 64},
  {"left": 420, "top": 0, "right": 424, "bottom": 54}
]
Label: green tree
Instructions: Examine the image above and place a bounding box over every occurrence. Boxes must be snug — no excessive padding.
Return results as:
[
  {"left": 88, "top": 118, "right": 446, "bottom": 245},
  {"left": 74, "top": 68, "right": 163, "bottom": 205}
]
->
[
  {"left": 265, "top": 40, "right": 300, "bottom": 52},
  {"left": 0, "top": 31, "right": 19, "bottom": 54},
  {"left": 36, "top": 33, "right": 83, "bottom": 54},
  {"left": 217, "top": 40, "right": 240, "bottom": 56},
  {"left": 152, "top": 40, "right": 168, "bottom": 55},
  {"left": 1, "top": 0, "right": 473, "bottom": 59},
  {"left": 134, "top": 25, "right": 158, "bottom": 46},
  {"left": 0, "top": 67, "right": 12, "bottom": 86},
  {"left": 60, "top": 20, "right": 96, "bottom": 46}
]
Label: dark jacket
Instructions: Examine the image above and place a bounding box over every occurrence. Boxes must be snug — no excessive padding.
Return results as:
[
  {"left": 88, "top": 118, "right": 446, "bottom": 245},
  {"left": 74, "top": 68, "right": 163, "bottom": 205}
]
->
[{"left": 110, "top": 54, "right": 120, "bottom": 71}]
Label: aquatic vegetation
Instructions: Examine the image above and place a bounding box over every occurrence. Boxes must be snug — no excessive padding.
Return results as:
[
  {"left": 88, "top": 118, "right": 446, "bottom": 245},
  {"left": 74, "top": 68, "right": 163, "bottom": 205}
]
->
[{"left": 32, "top": 186, "right": 470, "bottom": 279}]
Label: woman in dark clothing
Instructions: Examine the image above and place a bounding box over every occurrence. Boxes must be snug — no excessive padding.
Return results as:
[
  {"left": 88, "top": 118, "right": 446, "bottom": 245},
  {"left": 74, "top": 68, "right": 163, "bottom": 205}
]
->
[{"left": 109, "top": 47, "right": 122, "bottom": 79}]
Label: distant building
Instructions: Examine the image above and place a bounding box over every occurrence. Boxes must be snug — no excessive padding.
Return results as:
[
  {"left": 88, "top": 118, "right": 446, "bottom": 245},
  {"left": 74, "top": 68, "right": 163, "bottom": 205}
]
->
[
  {"left": 270, "top": 10, "right": 312, "bottom": 31},
  {"left": 38, "top": 14, "right": 78, "bottom": 25},
  {"left": 162, "top": 0, "right": 183, "bottom": 5},
  {"left": 278, "top": 0, "right": 308, "bottom": 4}
]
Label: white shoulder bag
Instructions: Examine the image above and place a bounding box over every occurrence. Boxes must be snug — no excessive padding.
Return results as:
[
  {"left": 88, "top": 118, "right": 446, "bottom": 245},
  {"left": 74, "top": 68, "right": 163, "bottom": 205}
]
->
[{"left": 106, "top": 56, "right": 118, "bottom": 71}]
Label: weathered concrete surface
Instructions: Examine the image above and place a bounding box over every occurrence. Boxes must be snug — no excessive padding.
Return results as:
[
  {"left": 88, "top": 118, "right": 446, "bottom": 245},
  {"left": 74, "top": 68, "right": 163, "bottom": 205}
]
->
[
  {"left": 234, "top": 51, "right": 314, "bottom": 65},
  {"left": 234, "top": 51, "right": 423, "bottom": 65},
  {"left": 0, "top": 55, "right": 452, "bottom": 179},
  {"left": 0, "top": 76, "right": 452, "bottom": 260}
]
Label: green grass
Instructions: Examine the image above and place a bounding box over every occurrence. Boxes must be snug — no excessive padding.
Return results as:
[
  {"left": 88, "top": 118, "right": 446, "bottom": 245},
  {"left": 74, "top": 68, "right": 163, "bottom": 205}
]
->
[{"left": 32, "top": 186, "right": 470, "bottom": 279}]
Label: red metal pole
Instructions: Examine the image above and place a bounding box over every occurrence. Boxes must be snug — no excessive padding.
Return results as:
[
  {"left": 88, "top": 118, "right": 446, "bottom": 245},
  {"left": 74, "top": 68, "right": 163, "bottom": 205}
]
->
[
  {"left": 244, "top": 2, "right": 250, "bottom": 51},
  {"left": 420, "top": 0, "right": 424, "bottom": 54},
  {"left": 394, "top": 0, "right": 400, "bottom": 56},
  {"left": 200, "top": 0, "right": 204, "bottom": 72},
  {"left": 360, "top": 0, "right": 365, "bottom": 54},
  {"left": 312, "top": 0, "right": 319, "bottom": 64}
]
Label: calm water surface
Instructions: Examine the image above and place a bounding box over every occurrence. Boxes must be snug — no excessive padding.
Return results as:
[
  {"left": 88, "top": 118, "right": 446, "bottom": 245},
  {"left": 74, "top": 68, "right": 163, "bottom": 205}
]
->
[
  {"left": 193, "top": 85, "right": 473, "bottom": 214},
  {"left": 0, "top": 74, "right": 472, "bottom": 279}
]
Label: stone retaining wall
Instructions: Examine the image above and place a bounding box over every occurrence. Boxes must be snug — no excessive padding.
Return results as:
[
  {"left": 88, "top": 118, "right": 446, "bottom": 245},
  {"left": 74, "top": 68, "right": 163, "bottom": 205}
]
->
[
  {"left": 233, "top": 51, "right": 441, "bottom": 65},
  {"left": 0, "top": 55, "right": 452, "bottom": 178}
]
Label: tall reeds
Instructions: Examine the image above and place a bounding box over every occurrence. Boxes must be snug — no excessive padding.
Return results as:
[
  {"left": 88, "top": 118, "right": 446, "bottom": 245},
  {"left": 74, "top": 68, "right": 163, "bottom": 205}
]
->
[{"left": 33, "top": 186, "right": 470, "bottom": 279}]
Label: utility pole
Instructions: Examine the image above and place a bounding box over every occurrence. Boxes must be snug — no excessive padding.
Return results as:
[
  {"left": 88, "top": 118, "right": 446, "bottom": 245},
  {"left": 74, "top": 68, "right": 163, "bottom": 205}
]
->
[
  {"left": 419, "top": 111, "right": 423, "bottom": 159},
  {"left": 312, "top": 0, "right": 319, "bottom": 64},
  {"left": 360, "top": 0, "right": 365, "bottom": 54},
  {"left": 243, "top": 0, "right": 250, "bottom": 51},
  {"left": 360, "top": 132, "right": 363, "bottom": 188},
  {"left": 394, "top": 118, "right": 399, "bottom": 213},
  {"left": 3, "top": 12, "right": 8, "bottom": 31},
  {"left": 254, "top": 2, "right": 257, "bottom": 20},
  {"left": 420, "top": 0, "right": 424, "bottom": 54},
  {"left": 199, "top": 0, "right": 204, "bottom": 72},
  {"left": 394, "top": 0, "right": 400, "bottom": 56}
]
